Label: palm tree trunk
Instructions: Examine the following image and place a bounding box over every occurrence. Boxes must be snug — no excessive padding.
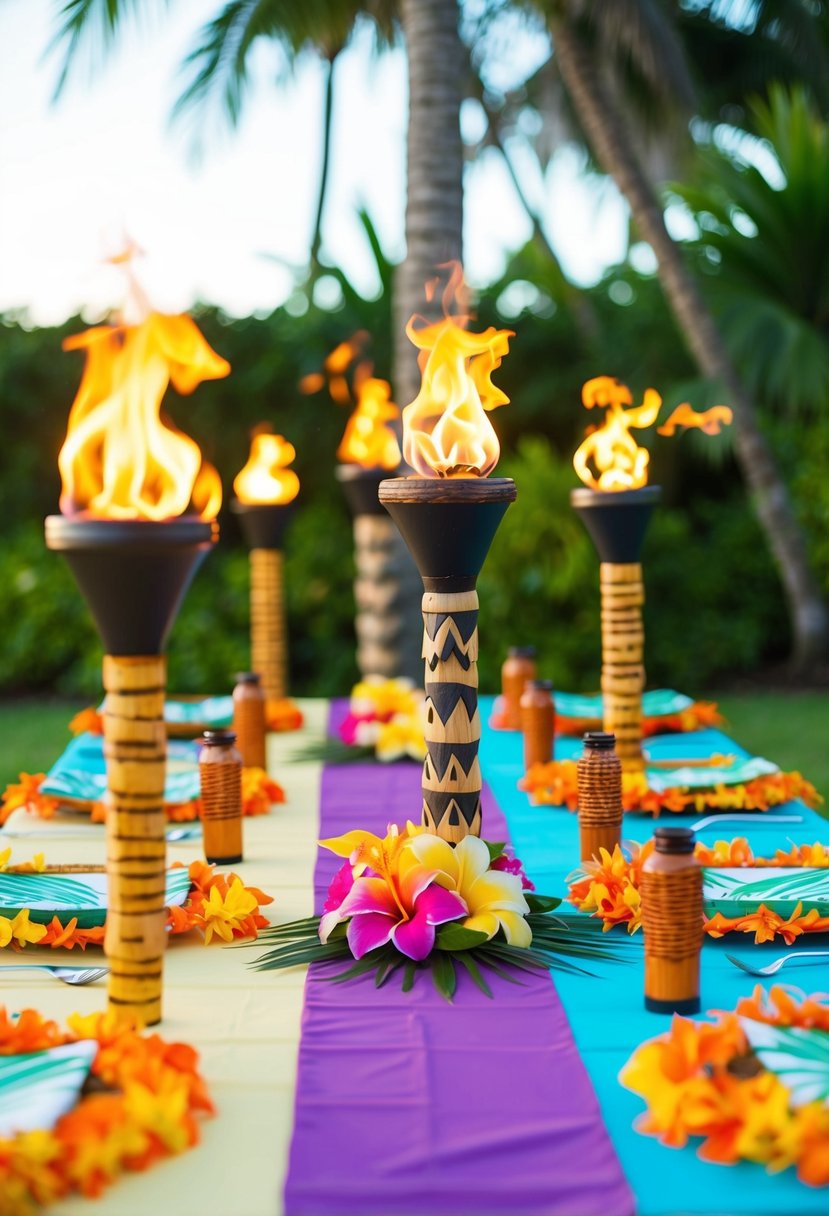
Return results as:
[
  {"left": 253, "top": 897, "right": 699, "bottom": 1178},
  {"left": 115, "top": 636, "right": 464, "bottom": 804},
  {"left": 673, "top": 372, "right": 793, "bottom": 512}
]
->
[
  {"left": 551, "top": 15, "right": 829, "bottom": 668},
  {"left": 309, "top": 51, "right": 338, "bottom": 277},
  {"left": 383, "top": 0, "right": 466, "bottom": 682}
]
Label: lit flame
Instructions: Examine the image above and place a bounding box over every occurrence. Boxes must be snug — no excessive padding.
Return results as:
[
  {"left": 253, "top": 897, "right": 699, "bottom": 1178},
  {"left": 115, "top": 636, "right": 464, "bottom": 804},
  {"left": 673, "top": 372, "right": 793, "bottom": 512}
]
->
[
  {"left": 59, "top": 313, "right": 227, "bottom": 520},
  {"left": 573, "top": 376, "right": 662, "bottom": 491},
  {"left": 657, "top": 403, "right": 733, "bottom": 436},
  {"left": 233, "top": 430, "right": 299, "bottom": 505},
  {"left": 337, "top": 368, "right": 402, "bottom": 470},
  {"left": 402, "top": 265, "right": 512, "bottom": 478}
]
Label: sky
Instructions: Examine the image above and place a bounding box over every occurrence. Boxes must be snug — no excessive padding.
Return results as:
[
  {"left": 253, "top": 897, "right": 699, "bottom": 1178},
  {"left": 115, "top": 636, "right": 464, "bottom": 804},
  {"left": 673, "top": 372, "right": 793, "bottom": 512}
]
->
[{"left": 0, "top": 0, "right": 630, "bottom": 327}]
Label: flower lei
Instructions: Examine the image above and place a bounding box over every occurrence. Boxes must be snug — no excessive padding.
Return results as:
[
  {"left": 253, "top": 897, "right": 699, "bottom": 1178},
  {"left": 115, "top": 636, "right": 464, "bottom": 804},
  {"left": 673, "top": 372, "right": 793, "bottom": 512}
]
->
[
  {"left": 0, "top": 856, "right": 273, "bottom": 952},
  {"left": 0, "top": 1006, "right": 213, "bottom": 1213},
  {"left": 491, "top": 699, "right": 723, "bottom": 737},
  {"left": 568, "top": 839, "right": 829, "bottom": 942},
  {"left": 0, "top": 767, "right": 284, "bottom": 827},
  {"left": 337, "top": 678, "right": 427, "bottom": 762},
  {"left": 70, "top": 698, "right": 303, "bottom": 737},
  {"left": 252, "top": 822, "right": 623, "bottom": 999},
  {"left": 520, "top": 760, "right": 822, "bottom": 816},
  {"left": 620, "top": 986, "right": 829, "bottom": 1185}
]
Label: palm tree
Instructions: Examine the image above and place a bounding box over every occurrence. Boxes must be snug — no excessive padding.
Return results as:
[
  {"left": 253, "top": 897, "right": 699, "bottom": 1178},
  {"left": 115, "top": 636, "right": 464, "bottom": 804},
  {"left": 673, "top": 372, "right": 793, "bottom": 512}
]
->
[
  {"left": 527, "top": 0, "right": 829, "bottom": 667},
  {"left": 52, "top": 1, "right": 398, "bottom": 280}
]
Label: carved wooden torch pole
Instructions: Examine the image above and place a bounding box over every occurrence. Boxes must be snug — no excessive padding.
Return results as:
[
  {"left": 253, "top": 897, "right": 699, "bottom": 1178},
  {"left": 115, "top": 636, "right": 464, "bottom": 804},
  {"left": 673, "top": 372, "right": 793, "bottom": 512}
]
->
[
  {"left": 231, "top": 430, "right": 299, "bottom": 704},
  {"left": 335, "top": 370, "right": 422, "bottom": 680},
  {"left": 46, "top": 304, "right": 227, "bottom": 1025},
  {"left": 380, "top": 269, "right": 515, "bottom": 843}
]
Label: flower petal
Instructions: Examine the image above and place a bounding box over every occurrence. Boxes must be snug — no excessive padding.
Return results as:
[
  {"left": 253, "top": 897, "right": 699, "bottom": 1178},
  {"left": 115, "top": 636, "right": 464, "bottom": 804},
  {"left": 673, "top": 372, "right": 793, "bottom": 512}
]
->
[
  {"left": 453, "top": 835, "right": 492, "bottom": 890},
  {"left": 466, "top": 870, "right": 530, "bottom": 914},
  {"left": 338, "top": 876, "right": 399, "bottom": 919},
  {"left": 497, "top": 909, "right": 533, "bottom": 948},
  {"left": 347, "top": 911, "right": 396, "bottom": 959},
  {"left": 463, "top": 911, "right": 501, "bottom": 939},
  {"left": 407, "top": 834, "right": 459, "bottom": 889},
  {"left": 391, "top": 907, "right": 436, "bottom": 961},
  {"left": 415, "top": 883, "right": 467, "bottom": 925}
]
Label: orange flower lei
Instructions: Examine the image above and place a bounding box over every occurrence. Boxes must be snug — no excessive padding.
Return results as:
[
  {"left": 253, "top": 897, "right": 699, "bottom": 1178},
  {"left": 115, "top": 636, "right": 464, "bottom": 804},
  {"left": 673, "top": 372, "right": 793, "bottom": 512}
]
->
[
  {"left": 491, "top": 700, "right": 723, "bottom": 736},
  {"left": 0, "top": 861, "right": 273, "bottom": 953},
  {"left": 0, "top": 1006, "right": 213, "bottom": 1213},
  {"left": 569, "top": 839, "right": 829, "bottom": 943},
  {"left": 1, "top": 767, "right": 285, "bottom": 827},
  {"left": 70, "top": 700, "right": 303, "bottom": 736},
  {"left": 520, "top": 760, "right": 822, "bottom": 816},
  {"left": 620, "top": 986, "right": 829, "bottom": 1185}
]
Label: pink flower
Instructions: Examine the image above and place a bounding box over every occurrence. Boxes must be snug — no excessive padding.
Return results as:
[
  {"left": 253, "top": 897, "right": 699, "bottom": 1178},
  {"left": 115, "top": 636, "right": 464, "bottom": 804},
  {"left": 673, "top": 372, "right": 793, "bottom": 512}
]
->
[
  {"left": 491, "top": 853, "right": 536, "bottom": 891},
  {"left": 320, "top": 859, "right": 466, "bottom": 961},
  {"left": 338, "top": 711, "right": 376, "bottom": 746},
  {"left": 323, "top": 861, "right": 355, "bottom": 914}
]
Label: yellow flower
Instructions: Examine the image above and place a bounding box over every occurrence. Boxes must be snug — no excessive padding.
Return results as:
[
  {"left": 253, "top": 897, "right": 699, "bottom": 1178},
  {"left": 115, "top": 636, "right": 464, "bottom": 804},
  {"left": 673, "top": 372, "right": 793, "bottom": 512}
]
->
[
  {"left": 407, "top": 834, "right": 532, "bottom": 946},
  {"left": 9, "top": 910, "right": 48, "bottom": 948},
  {"left": 0, "top": 848, "right": 10, "bottom": 872},
  {"left": 201, "top": 878, "right": 258, "bottom": 944},
  {"left": 375, "top": 715, "right": 427, "bottom": 763},
  {"left": 351, "top": 677, "right": 421, "bottom": 720},
  {"left": 123, "top": 1078, "right": 192, "bottom": 1153}
]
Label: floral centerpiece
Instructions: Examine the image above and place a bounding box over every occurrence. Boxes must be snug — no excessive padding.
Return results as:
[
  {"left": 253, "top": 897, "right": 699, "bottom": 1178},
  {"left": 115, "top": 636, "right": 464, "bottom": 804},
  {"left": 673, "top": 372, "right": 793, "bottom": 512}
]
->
[
  {"left": 251, "top": 823, "right": 623, "bottom": 999},
  {"left": 569, "top": 838, "right": 829, "bottom": 943},
  {"left": 621, "top": 986, "right": 829, "bottom": 1185},
  {"left": 337, "top": 678, "right": 426, "bottom": 763},
  {"left": 0, "top": 1006, "right": 213, "bottom": 1211}
]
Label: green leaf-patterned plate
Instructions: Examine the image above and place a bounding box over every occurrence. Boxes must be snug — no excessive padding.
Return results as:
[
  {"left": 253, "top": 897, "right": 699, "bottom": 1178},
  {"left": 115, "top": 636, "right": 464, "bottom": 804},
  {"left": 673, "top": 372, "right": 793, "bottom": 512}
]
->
[
  {"left": 0, "top": 1040, "right": 97, "bottom": 1136},
  {"left": 41, "top": 734, "right": 200, "bottom": 808},
  {"left": 703, "top": 867, "right": 829, "bottom": 919},
  {"left": 0, "top": 868, "right": 193, "bottom": 929},
  {"left": 555, "top": 689, "right": 694, "bottom": 720},
  {"left": 741, "top": 1019, "right": 829, "bottom": 1106}
]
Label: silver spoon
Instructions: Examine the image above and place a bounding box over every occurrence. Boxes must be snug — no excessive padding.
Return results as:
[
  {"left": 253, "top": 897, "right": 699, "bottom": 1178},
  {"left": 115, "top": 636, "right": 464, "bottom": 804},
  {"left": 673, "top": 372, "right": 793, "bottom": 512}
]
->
[
  {"left": 0, "top": 965, "right": 109, "bottom": 986},
  {"left": 166, "top": 825, "right": 201, "bottom": 842},
  {"left": 726, "top": 951, "right": 829, "bottom": 978},
  {"left": 691, "top": 813, "right": 804, "bottom": 832}
]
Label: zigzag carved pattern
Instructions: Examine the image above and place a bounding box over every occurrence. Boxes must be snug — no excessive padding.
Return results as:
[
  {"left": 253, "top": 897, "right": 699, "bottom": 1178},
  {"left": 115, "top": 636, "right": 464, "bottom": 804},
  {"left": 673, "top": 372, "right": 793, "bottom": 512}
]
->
[
  {"left": 422, "top": 794, "right": 482, "bottom": 843},
  {"left": 424, "top": 682, "right": 478, "bottom": 725},
  {"left": 422, "top": 614, "right": 479, "bottom": 670},
  {"left": 423, "top": 749, "right": 481, "bottom": 791}
]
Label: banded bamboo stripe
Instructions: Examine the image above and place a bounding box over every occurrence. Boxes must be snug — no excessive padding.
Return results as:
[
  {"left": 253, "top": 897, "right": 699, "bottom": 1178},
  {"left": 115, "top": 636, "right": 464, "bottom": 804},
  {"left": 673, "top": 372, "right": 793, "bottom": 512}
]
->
[
  {"left": 577, "top": 748, "right": 623, "bottom": 862},
  {"left": 420, "top": 590, "right": 482, "bottom": 843},
  {"left": 102, "top": 654, "right": 168, "bottom": 1027},
  {"left": 641, "top": 867, "right": 703, "bottom": 1007},
  {"left": 599, "top": 562, "right": 646, "bottom": 773},
  {"left": 200, "top": 760, "right": 243, "bottom": 864},
  {"left": 251, "top": 547, "right": 287, "bottom": 702}
]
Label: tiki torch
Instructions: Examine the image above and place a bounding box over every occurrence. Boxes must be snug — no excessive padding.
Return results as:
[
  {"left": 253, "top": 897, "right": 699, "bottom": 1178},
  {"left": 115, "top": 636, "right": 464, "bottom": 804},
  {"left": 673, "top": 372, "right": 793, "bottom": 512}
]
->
[
  {"left": 571, "top": 377, "right": 732, "bottom": 773},
  {"left": 231, "top": 429, "right": 299, "bottom": 703},
  {"left": 379, "top": 266, "right": 515, "bottom": 843},
  {"left": 46, "top": 304, "right": 228, "bottom": 1026}
]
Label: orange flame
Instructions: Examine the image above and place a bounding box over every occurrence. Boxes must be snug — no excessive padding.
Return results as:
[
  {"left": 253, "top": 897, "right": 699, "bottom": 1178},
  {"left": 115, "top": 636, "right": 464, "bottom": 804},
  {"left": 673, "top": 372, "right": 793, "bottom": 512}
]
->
[
  {"left": 59, "top": 313, "right": 227, "bottom": 521},
  {"left": 657, "top": 403, "right": 734, "bottom": 436},
  {"left": 233, "top": 430, "right": 299, "bottom": 505},
  {"left": 337, "top": 368, "right": 401, "bottom": 470},
  {"left": 573, "top": 376, "right": 661, "bottom": 491},
  {"left": 402, "top": 265, "right": 513, "bottom": 478}
]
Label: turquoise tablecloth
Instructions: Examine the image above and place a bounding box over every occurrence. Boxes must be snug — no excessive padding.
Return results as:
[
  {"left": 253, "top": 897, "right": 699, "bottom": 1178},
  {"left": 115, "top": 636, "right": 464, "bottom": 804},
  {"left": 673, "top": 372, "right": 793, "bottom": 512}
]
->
[{"left": 479, "top": 697, "right": 829, "bottom": 1216}]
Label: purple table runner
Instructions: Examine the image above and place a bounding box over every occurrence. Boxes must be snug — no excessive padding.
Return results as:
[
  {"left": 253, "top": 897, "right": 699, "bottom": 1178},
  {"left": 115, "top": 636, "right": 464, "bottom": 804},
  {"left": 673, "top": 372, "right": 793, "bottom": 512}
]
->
[{"left": 283, "top": 706, "right": 633, "bottom": 1216}]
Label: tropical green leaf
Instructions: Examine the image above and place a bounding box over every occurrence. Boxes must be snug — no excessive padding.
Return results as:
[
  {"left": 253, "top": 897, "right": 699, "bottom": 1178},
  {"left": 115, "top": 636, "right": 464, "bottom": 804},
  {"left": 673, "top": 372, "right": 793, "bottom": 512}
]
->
[
  {"left": 434, "top": 924, "right": 489, "bottom": 952},
  {"left": 401, "top": 961, "right": 417, "bottom": 993},
  {"left": 524, "top": 893, "right": 562, "bottom": 914},
  {"left": 430, "top": 952, "right": 457, "bottom": 1001},
  {"left": 486, "top": 840, "right": 506, "bottom": 863},
  {"left": 454, "top": 951, "right": 493, "bottom": 998}
]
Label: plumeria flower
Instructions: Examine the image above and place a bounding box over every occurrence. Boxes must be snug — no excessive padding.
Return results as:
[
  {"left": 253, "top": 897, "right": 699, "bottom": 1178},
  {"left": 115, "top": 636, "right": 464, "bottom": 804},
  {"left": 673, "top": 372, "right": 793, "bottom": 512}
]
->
[
  {"left": 319, "top": 825, "right": 464, "bottom": 960},
  {"left": 375, "top": 715, "right": 427, "bottom": 762},
  {"left": 407, "top": 834, "right": 532, "bottom": 947}
]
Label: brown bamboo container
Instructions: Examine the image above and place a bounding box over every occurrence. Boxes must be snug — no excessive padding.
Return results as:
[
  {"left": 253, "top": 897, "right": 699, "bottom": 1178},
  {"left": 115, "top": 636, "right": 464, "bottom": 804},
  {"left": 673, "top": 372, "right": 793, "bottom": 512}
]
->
[
  {"left": 520, "top": 679, "right": 555, "bottom": 771},
  {"left": 102, "top": 654, "right": 168, "bottom": 1027},
  {"left": 232, "top": 671, "right": 267, "bottom": 769},
  {"left": 251, "top": 547, "right": 287, "bottom": 701},
  {"left": 641, "top": 826, "right": 702, "bottom": 1014},
  {"left": 501, "top": 646, "right": 536, "bottom": 730},
  {"left": 577, "top": 731, "right": 623, "bottom": 862},
  {"left": 199, "top": 730, "right": 244, "bottom": 865}
]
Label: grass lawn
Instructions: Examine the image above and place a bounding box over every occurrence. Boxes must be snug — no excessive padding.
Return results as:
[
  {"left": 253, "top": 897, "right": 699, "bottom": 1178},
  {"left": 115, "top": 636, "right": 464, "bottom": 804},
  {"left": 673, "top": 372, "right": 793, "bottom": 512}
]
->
[{"left": 0, "top": 690, "right": 825, "bottom": 810}]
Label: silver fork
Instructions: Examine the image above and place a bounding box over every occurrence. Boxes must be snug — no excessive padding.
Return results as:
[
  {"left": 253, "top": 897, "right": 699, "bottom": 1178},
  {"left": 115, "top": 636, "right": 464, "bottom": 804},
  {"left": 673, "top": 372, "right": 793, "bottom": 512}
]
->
[
  {"left": 0, "top": 965, "right": 109, "bottom": 986},
  {"left": 726, "top": 951, "right": 829, "bottom": 978},
  {"left": 692, "top": 812, "right": 804, "bottom": 832}
]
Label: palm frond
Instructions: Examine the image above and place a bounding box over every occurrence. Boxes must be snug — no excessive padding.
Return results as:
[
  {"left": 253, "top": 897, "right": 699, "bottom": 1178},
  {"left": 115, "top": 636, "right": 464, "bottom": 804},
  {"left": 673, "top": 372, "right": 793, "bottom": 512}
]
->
[{"left": 49, "top": 0, "right": 166, "bottom": 99}]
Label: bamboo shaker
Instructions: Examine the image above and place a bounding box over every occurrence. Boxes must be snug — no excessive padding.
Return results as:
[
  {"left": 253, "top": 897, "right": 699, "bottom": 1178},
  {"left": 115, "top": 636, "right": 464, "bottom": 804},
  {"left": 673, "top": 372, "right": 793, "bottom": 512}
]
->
[
  {"left": 232, "top": 671, "right": 267, "bottom": 769},
  {"left": 198, "top": 730, "right": 244, "bottom": 865},
  {"left": 577, "top": 731, "right": 623, "bottom": 863},
  {"left": 501, "top": 646, "right": 537, "bottom": 730},
  {"left": 641, "top": 827, "right": 702, "bottom": 1014},
  {"left": 520, "top": 679, "right": 555, "bottom": 771}
]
